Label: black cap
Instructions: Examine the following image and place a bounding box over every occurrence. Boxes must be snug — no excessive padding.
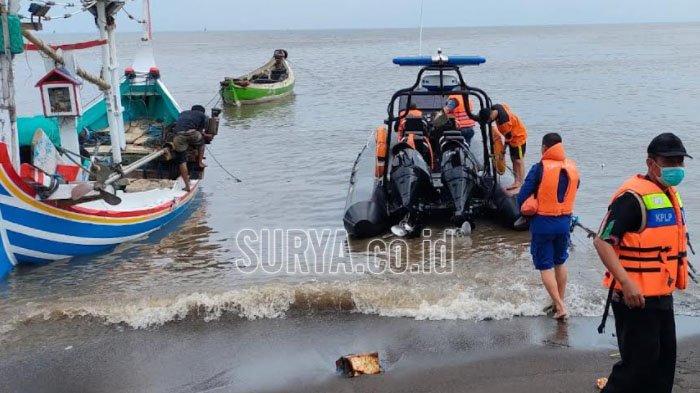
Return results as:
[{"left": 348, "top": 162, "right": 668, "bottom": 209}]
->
[
  {"left": 648, "top": 133, "right": 692, "bottom": 159},
  {"left": 191, "top": 105, "right": 206, "bottom": 113}
]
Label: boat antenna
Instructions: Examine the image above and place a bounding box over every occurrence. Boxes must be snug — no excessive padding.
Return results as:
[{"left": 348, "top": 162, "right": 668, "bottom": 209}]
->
[
  {"left": 142, "top": 0, "right": 152, "bottom": 42},
  {"left": 418, "top": 0, "right": 424, "bottom": 55}
]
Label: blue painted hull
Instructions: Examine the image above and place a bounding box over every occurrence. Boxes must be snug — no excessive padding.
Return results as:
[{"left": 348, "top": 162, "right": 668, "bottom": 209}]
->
[{"left": 0, "top": 142, "right": 199, "bottom": 279}]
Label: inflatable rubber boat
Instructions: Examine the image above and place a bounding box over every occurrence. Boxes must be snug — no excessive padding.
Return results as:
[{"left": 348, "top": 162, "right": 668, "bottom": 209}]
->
[{"left": 343, "top": 52, "right": 525, "bottom": 238}]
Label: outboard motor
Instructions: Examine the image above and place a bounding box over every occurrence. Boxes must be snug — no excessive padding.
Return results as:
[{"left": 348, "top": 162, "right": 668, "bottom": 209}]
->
[
  {"left": 389, "top": 137, "right": 434, "bottom": 236},
  {"left": 390, "top": 143, "right": 433, "bottom": 209},
  {"left": 440, "top": 131, "right": 477, "bottom": 224},
  {"left": 205, "top": 107, "right": 222, "bottom": 140}
]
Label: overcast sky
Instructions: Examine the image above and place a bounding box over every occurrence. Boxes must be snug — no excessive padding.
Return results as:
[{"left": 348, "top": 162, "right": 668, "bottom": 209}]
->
[{"left": 32, "top": 0, "right": 700, "bottom": 33}]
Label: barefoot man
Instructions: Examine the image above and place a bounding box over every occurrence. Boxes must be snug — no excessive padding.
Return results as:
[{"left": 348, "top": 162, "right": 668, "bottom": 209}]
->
[
  {"left": 518, "top": 133, "right": 580, "bottom": 320},
  {"left": 173, "top": 105, "right": 208, "bottom": 191}
]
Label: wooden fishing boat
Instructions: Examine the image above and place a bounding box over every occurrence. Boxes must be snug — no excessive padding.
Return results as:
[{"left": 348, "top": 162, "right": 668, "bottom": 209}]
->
[
  {"left": 220, "top": 50, "right": 295, "bottom": 106},
  {"left": 0, "top": 0, "right": 219, "bottom": 278}
]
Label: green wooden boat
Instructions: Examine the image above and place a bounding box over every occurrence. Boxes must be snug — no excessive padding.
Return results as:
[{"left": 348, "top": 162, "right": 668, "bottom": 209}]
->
[{"left": 220, "top": 50, "right": 295, "bottom": 106}]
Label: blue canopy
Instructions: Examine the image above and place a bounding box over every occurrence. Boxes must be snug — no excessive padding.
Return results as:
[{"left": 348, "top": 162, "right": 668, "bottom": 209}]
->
[{"left": 393, "top": 55, "right": 486, "bottom": 67}]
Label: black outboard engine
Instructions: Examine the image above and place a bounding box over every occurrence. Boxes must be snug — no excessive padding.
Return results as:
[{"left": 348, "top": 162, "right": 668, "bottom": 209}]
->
[
  {"left": 439, "top": 131, "right": 477, "bottom": 225},
  {"left": 389, "top": 136, "right": 433, "bottom": 235}
]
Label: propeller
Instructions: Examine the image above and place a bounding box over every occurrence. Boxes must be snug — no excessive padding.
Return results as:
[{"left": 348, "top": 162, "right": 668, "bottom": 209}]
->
[
  {"left": 69, "top": 162, "right": 122, "bottom": 205},
  {"left": 456, "top": 221, "right": 472, "bottom": 236}
]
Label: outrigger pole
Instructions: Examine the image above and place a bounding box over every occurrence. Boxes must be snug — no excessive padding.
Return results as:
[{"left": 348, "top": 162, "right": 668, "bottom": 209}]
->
[
  {"left": 21, "top": 30, "right": 111, "bottom": 90},
  {"left": 0, "top": 0, "right": 19, "bottom": 171}
]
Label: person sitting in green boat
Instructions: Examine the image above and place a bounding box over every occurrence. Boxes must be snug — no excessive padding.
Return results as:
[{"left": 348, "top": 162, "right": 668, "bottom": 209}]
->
[
  {"left": 250, "top": 50, "right": 288, "bottom": 83},
  {"left": 173, "top": 105, "right": 210, "bottom": 192}
]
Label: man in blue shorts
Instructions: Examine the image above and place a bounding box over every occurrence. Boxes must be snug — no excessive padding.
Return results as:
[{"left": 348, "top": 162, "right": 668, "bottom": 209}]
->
[{"left": 518, "top": 133, "right": 580, "bottom": 320}]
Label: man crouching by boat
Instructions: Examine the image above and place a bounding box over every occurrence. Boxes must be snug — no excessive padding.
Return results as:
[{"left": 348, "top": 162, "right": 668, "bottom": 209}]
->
[{"left": 173, "top": 105, "right": 209, "bottom": 192}]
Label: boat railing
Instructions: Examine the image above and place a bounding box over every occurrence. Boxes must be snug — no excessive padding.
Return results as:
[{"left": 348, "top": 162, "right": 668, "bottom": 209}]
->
[{"left": 382, "top": 67, "right": 498, "bottom": 191}]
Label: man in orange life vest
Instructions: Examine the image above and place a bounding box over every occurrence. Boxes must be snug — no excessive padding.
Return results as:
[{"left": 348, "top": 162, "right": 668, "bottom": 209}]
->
[
  {"left": 594, "top": 133, "right": 692, "bottom": 393},
  {"left": 517, "top": 133, "right": 580, "bottom": 320},
  {"left": 480, "top": 103, "right": 528, "bottom": 190},
  {"left": 443, "top": 94, "right": 477, "bottom": 144},
  {"left": 397, "top": 103, "right": 423, "bottom": 140}
]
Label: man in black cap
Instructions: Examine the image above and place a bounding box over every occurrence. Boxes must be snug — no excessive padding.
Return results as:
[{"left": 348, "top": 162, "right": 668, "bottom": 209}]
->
[{"left": 593, "top": 133, "right": 692, "bottom": 392}]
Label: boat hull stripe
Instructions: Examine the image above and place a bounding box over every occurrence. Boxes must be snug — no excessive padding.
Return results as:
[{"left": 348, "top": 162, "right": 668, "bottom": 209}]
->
[
  {"left": 10, "top": 246, "right": 70, "bottom": 261},
  {"left": 7, "top": 230, "right": 113, "bottom": 255},
  {"left": 0, "top": 201, "right": 175, "bottom": 238}
]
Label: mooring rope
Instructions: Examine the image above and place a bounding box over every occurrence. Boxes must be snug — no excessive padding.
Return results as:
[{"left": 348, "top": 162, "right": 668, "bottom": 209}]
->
[{"left": 205, "top": 145, "right": 242, "bottom": 183}]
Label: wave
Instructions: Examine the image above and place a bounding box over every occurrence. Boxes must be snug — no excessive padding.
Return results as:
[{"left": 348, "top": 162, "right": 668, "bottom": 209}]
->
[{"left": 1, "top": 280, "right": 609, "bottom": 334}]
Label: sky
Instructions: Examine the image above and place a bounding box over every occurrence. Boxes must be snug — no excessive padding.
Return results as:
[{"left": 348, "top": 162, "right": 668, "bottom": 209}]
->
[{"left": 26, "top": 0, "right": 700, "bottom": 33}]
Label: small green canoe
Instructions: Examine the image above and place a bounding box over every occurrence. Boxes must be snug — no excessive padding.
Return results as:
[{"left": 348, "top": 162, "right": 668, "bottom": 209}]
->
[{"left": 220, "top": 50, "right": 295, "bottom": 106}]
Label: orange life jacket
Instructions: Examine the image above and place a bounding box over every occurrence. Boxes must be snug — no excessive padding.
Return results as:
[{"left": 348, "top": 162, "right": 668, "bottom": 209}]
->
[
  {"left": 602, "top": 175, "right": 689, "bottom": 296},
  {"left": 495, "top": 103, "right": 527, "bottom": 147},
  {"left": 398, "top": 109, "right": 423, "bottom": 139},
  {"left": 491, "top": 132, "right": 507, "bottom": 175},
  {"left": 405, "top": 133, "right": 435, "bottom": 170},
  {"left": 449, "top": 95, "right": 476, "bottom": 129},
  {"left": 533, "top": 143, "right": 579, "bottom": 216},
  {"left": 374, "top": 126, "right": 388, "bottom": 178}
]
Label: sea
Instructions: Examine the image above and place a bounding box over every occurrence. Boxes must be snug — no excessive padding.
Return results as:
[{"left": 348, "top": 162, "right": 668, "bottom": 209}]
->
[{"left": 1, "top": 23, "right": 699, "bottom": 342}]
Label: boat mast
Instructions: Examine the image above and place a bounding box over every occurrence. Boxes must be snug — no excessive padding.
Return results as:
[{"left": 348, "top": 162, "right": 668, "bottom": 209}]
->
[
  {"left": 142, "top": 0, "right": 152, "bottom": 42},
  {"left": 94, "top": 0, "right": 122, "bottom": 165},
  {"left": 107, "top": 18, "right": 125, "bottom": 149},
  {"left": 0, "top": 0, "right": 19, "bottom": 171}
]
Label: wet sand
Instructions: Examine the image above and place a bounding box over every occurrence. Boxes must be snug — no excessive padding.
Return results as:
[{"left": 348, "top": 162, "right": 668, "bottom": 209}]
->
[
  {"left": 280, "top": 338, "right": 700, "bottom": 393},
  {"left": 1, "top": 314, "right": 698, "bottom": 393}
]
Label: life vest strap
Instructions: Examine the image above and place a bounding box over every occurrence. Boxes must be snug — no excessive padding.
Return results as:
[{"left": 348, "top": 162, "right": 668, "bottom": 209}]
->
[
  {"left": 618, "top": 252, "right": 686, "bottom": 263},
  {"left": 618, "top": 245, "right": 671, "bottom": 252},
  {"left": 624, "top": 267, "right": 662, "bottom": 273}
]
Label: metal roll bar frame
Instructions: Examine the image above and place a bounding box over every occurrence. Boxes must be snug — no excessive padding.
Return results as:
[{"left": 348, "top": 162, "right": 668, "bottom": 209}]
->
[{"left": 383, "top": 64, "right": 496, "bottom": 195}]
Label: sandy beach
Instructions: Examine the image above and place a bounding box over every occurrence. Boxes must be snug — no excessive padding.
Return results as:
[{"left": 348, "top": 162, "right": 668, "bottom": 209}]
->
[{"left": 1, "top": 314, "right": 698, "bottom": 393}]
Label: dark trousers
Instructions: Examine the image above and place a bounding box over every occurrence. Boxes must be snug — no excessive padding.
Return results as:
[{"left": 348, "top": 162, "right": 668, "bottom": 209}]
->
[{"left": 602, "top": 296, "right": 676, "bottom": 393}]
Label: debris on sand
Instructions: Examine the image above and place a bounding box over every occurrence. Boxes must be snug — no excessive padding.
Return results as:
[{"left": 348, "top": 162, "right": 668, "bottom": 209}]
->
[{"left": 336, "top": 352, "right": 382, "bottom": 378}]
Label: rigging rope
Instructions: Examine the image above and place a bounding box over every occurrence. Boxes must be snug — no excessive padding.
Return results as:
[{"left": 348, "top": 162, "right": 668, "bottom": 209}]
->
[
  {"left": 203, "top": 89, "right": 223, "bottom": 109},
  {"left": 121, "top": 5, "right": 145, "bottom": 25}
]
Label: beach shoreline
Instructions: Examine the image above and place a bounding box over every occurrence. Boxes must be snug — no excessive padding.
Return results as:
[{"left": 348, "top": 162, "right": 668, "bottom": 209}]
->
[{"left": 1, "top": 313, "right": 698, "bottom": 393}]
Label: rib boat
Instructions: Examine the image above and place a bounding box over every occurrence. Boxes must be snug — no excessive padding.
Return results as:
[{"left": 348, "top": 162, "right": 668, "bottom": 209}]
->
[{"left": 343, "top": 52, "right": 525, "bottom": 238}]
